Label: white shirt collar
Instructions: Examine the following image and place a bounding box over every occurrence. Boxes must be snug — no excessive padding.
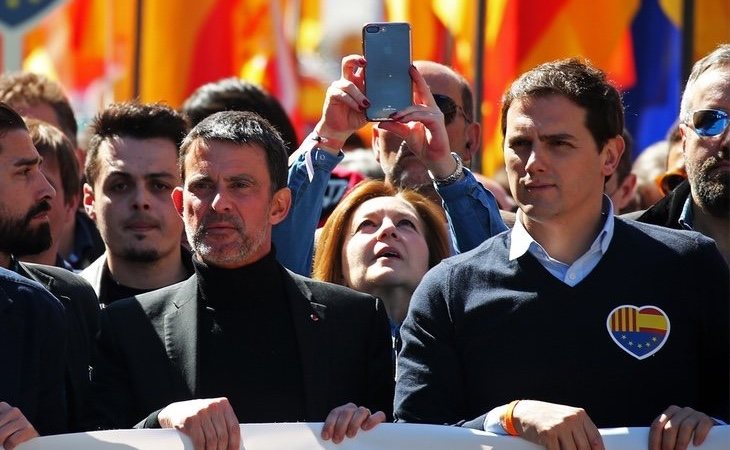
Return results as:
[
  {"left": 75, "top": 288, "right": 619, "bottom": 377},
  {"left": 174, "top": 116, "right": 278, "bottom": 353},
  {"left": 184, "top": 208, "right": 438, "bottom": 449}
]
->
[{"left": 509, "top": 196, "right": 615, "bottom": 262}]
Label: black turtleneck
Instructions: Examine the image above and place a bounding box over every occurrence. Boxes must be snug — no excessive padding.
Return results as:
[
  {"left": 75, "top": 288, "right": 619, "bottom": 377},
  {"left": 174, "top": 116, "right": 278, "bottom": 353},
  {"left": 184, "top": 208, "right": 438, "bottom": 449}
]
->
[{"left": 194, "top": 250, "right": 306, "bottom": 423}]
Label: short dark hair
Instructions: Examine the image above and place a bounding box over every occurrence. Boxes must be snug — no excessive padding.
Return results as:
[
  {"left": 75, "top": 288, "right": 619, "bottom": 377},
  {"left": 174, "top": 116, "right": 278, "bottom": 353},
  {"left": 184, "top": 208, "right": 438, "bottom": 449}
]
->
[
  {"left": 501, "top": 58, "right": 624, "bottom": 151},
  {"left": 0, "top": 102, "right": 28, "bottom": 149},
  {"left": 179, "top": 111, "right": 288, "bottom": 192},
  {"left": 26, "top": 119, "right": 80, "bottom": 205},
  {"left": 85, "top": 102, "right": 188, "bottom": 187},
  {"left": 0, "top": 72, "right": 78, "bottom": 146},
  {"left": 182, "top": 78, "right": 299, "bottom": 155}
]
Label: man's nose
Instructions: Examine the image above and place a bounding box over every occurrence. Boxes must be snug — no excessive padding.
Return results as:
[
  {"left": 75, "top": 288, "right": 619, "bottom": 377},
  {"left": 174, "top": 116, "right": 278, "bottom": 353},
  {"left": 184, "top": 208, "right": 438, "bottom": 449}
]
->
[
  {"left": 211, "top": 190, "right": 232, "bottom": 212},
  {"left": 524, "top": 144, "right": 547, "bottom": 173},
  {"left": 131, "top": 187, "right": 151, "bottom": 210},
  {"left": 37, "top": 170, "right": 56, "bottom": 201}
]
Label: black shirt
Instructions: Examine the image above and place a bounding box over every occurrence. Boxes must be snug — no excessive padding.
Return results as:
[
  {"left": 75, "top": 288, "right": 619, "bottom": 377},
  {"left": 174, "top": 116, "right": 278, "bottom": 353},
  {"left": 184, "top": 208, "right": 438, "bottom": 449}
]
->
[
  {"left": 194, "top": 250, "right": 307, "bottom": 422},
  {"left": 100, "top": 247, "right": 195, "bottom": 306}
]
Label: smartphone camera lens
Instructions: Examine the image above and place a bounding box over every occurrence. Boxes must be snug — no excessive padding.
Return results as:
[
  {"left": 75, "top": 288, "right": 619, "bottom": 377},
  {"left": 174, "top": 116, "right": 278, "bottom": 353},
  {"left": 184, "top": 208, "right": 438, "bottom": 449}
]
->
[{"left": 365, "top": 25, "right": 379, "bottom": 33}]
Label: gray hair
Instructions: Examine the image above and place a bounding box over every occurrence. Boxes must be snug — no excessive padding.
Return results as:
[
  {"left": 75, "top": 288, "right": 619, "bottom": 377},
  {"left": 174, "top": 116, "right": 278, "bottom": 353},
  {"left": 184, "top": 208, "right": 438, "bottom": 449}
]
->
[{"left": 679, "top": 44, "right": 730, "bottom": 120}]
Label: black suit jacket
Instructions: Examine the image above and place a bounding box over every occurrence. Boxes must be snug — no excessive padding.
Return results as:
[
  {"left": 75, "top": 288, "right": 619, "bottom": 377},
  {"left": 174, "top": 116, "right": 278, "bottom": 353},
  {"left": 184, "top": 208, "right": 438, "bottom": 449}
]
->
[
  {"left": 90, "top": 267, "right": 394, "bottom": 429},
  {"left": 17, "top": 262, "right": 100, "bottom": 432},
  {"left": 0, "top": 268, "right": 67, "bottom": 435}
]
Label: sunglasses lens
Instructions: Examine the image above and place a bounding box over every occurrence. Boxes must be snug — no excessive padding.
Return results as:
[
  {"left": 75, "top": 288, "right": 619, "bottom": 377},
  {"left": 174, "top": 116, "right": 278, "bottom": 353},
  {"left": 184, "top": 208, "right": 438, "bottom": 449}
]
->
[
  {"left": 693, "top": 110, "right": 729, "bottom": 137},
  {"left": 433, "top": 94, "right": 457, "bottom": 124}
]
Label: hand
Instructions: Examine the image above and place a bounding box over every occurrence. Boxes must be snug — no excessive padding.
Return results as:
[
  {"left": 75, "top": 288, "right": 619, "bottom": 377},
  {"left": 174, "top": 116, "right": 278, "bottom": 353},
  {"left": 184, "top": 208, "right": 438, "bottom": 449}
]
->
[
  {"left": 314, "top": 54, "right": 371, "bottom": 153},
  {"left": 320, "top": 402, "right": 385, "bottom": 444},
  {"left": 649, "top": 405, "right": 715, "bottom": 450},
  {"left": 158, "top": 398, "right": 240, "bottom": 450},
  {"left": 378, "top": 65, "right": 454, "bottom": 178},
  {"left": 511, "top": 400, "right": 604, "bottom": 450},
  {"left": 0, "top": 402, "right": 39, "bottom": 450}
]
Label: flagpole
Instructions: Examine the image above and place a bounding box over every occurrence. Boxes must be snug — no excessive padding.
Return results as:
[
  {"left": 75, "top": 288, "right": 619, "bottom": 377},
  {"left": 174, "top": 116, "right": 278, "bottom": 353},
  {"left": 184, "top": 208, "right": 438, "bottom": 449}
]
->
[
  {"left": 681, "top": 0, "right": 695, "bottom": 84},
  {"left": 2, "top": 30, "right": 23, "bottom": 72},
  {"left": 472, "top": 0, "right": 486, "bottom": 173},
  {"left": 132, "top": 0, "right": 144, "bottom": 99}
]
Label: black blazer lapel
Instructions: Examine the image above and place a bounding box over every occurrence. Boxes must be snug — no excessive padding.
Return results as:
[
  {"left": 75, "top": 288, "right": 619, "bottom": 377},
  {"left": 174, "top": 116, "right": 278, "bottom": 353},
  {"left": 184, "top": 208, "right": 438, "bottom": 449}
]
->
[
  {"left": 0, "top": 286, "right": 22, "bottom": 406},
  {"left": 19, "top": 263, "right": 72, "bottom": 310},
  {"left": 283, "top": 270, "right": 332, "bottom": 420},
  {"left": 163, "top": 277, "right": 199, "bottom": 397},
  {"left": 18, "top": 264, "right": 52, "bottom": 289}
]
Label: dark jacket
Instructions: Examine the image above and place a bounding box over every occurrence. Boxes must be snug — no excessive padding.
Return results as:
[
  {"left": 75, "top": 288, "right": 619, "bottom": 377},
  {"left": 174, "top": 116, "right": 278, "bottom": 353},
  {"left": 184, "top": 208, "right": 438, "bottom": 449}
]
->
[
  {"left": 17, "top": 262, "right": 100, "bottom": 432},
  {"left": 80, "top": 246, "right": 194, "bottom": 306},
  {"left": 90, "top": 267, "right": 394, "bottom": 429},
  {"left": 634, "top": 179, "right": 691, "bottom": 229},
  {"left": 0, "top": 268, "right": 67, "bottom": 435}
]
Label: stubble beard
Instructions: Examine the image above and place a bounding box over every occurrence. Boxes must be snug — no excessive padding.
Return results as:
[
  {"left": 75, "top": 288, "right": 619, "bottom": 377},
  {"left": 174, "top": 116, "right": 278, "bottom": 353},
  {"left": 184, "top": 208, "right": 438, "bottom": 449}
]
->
[
  {"left": 387, "top": 148, "right": 438, "bottom": 201},
  {"left": 690, "top": 152, "right": 730, "bottom": 218},
  {"left": 189, "top": 213, "right": 268, "bottom": 267},
  {"left": 120, "top": 247, "right": 162, "bottom": 263}
]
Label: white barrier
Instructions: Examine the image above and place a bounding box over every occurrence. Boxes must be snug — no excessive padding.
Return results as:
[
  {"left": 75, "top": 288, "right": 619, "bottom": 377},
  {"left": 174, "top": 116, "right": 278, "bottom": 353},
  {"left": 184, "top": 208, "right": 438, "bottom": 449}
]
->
[{"left": 14, "top": 423, "right": 730, "bottom": 450}]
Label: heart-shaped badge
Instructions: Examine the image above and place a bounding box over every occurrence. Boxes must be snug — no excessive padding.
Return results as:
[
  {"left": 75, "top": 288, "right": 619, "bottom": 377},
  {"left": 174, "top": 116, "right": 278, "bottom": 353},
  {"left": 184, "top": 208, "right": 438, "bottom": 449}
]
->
[{"left": 606, "top": 305, "right": 670, "bottom": 360}]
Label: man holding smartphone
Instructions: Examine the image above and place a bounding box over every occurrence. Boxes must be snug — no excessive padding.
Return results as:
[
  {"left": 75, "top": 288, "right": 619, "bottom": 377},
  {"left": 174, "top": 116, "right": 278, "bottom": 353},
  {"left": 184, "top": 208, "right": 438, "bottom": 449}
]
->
[{"left": 300, "top": 54, "right": 508, "bottom": 254}]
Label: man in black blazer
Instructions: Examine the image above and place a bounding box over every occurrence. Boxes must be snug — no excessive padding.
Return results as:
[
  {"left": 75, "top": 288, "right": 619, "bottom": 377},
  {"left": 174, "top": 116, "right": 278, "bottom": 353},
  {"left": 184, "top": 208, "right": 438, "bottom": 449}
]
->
[
  {"left": 14, "top": 262, "right": 99, "bottom": 432},
  {"left": 0, "top": 102, "right": 100, "bottom": 434},
  {"left": 90, "top": 110, "right": 394, "bottom": 450},
  {"left": 0, "top": 267, "right": 66, "bottom": 449}
]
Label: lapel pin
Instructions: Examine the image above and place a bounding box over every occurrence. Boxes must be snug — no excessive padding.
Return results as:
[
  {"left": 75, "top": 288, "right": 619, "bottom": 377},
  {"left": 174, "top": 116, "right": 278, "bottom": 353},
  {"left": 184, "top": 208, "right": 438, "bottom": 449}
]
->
[{"left": 310, "top": 313, "right": 319, "bottom": 322}]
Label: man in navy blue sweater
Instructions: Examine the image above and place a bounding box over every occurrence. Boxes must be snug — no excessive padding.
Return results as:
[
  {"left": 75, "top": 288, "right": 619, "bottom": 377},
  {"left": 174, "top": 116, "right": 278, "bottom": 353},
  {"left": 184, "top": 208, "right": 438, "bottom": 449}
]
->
[{"left": 394, "top": 59, "right": 729, "bottom": 450}]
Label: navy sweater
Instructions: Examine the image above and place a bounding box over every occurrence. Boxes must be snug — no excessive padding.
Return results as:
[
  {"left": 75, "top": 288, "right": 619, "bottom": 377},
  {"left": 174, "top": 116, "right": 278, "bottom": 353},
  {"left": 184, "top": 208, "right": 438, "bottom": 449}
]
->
[{"left": 395, "top": 218, "right": 729, "bottom": 428}]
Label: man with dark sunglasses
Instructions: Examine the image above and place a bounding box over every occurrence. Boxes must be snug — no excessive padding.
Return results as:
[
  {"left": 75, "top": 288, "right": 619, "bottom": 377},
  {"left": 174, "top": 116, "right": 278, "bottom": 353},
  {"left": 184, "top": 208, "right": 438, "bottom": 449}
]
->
[
  {"left": 372, "top": 59, "right": 511, "bottom": 251},
  {"left": 370, "top": 61, "right": 480, "bottom": 196},
  {"left": 636, "top": 44, "right": 729, "bottom": 264},
  {"left": 297, "top": 56, "right": 508, "bottom": 257}
]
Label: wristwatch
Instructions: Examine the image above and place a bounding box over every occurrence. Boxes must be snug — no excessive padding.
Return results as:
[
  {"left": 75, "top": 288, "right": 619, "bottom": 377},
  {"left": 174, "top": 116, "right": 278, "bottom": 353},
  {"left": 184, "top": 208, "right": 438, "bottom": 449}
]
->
[{"left": 428, "top": 152, "right": 464, "bottom": 186}]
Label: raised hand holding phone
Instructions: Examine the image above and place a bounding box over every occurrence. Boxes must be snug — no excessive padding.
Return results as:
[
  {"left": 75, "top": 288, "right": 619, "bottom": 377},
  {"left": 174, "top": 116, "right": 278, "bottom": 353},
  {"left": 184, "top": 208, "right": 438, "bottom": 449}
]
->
[{"left": 362, "top": 22, "right": 413, "bottom": 121}]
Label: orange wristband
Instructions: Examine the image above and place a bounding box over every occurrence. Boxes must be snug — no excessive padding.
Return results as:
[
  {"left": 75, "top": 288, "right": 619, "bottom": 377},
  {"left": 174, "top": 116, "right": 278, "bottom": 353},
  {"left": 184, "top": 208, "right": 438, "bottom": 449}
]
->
[{"left": 502, "top": 400, "right": 521, "bottom": 436}]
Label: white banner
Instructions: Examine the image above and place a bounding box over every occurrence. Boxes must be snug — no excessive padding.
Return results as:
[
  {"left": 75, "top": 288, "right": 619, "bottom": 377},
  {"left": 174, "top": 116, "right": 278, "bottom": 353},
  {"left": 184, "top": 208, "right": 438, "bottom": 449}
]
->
[{"left": 13, "top": 423, "right": 730, "bottom": 450}]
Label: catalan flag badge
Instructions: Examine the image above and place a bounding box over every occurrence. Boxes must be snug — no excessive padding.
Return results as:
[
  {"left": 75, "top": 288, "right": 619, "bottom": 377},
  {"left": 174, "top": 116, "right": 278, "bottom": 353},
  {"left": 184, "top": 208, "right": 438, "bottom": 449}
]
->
[{"left": 606, "top": 305, "right": 670, "bottom": 360}]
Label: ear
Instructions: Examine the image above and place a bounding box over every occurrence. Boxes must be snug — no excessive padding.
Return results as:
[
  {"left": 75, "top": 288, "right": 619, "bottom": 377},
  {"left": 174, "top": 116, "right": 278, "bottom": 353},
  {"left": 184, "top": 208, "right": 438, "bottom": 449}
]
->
[
  {"left": 82, "top": 183, "right": 96, "bottom": 221},
  {"left": 171, "top": 187, "right": 184, "bottom": 217},
  {"left": 601, "top": 135, "right": 624, "bottom": 178},
  {"left": 269, "top": 187, "right": 292, "bottom": 226},
  {"left": 371, "top": 127, "right": 382, "bottom": 163},
  {"left": 614, "top": 173, "right": 637, "bottom": 211},
  {"left": 63, "top": 193, "right": 80, "bottom": 224},
  {"left": 678, "top": 122, "right": 688, "bottom": 139},
  {"left": 678, "top": 123, "right": 689, "bottom": 155},
  {"left": 464, "top": 121, "right": 481, "bottom": 160}
]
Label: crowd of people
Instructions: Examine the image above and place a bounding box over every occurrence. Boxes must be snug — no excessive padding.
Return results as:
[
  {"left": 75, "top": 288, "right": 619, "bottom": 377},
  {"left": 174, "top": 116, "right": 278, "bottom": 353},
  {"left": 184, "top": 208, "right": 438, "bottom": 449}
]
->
[{"left": 0, "top": 36, "right": 727, "bottom": 450}]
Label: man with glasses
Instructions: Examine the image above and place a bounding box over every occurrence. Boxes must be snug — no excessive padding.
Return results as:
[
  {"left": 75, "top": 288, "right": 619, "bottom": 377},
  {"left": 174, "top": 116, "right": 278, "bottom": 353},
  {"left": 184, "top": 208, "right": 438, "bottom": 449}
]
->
[
  {"left": 636, "top": 44, "right": 729, "bottom": 264},
  {"left": 297, "top": 56, "right": 507, "bottom": 257},
  {"left": 370, "top": 61, "right": 480, "bottom": 198}
]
